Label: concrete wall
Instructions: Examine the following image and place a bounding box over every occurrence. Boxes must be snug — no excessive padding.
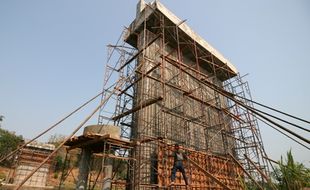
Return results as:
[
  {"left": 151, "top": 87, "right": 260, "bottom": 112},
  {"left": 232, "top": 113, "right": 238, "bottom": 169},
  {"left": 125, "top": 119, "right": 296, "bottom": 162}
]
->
[
  {"left": 131, "top": 28, "right": 234, "bottom": 188},
  {"left": 13, "top": 163, "right": 49, "bottom": 187}
]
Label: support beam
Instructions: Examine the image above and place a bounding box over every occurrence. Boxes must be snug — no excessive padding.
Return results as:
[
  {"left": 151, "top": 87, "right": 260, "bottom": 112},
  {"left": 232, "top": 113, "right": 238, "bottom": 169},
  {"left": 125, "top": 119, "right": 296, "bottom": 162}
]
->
[
  {"left": 136, "top": 68, "right": 246, "bottom": 126},
  {"left": 162, "top": 109, "right": 209, "bottom": 129},
  {"left": 222, "top": 132, "right": 249, "bottom": 144},
  {"left": 68, "top": 134, "right": 110, "bottom": 150},
  {"left": 102, "top": 159, "right": 113, "bottom": 190},
  {"left": 188, "top": 158, "right": 231, "bottom": 190},
  {"left": 117, "top": 34, "right": 161, "bottom": 72},
  {"left": 244, "top": 154, "right": 277, "bottom": 190},
  {"left": 136, "top": 70, "right": 221, "bottom": 112},
  {"left": 201, "top": 76, "right": 310, "bottom": 145},
  {"left": 119, "top": 62, "right": 161, "bottom": 96},
  {"left": 112, "top": 96, "right": 163, "bottom": 121},
  {"left": 228, "top": 153, "right": 264, "bottom": 190},
  {"left": 76, "top": 148, "right": 92, "bottom": 190}
]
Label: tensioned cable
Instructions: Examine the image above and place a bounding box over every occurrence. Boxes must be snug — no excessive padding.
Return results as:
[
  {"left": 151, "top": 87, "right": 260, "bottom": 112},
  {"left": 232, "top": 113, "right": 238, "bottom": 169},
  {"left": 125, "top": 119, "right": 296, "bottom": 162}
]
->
[
  {"left": 227, "top": 92, "right": 310, "bottom": 145},
  {"left": 234, "top": 92, "right": 310, "bottom": 125},
  {"left": 198, "top": 79, "right": 310, "bottom": 145},
  {"left": 229, "top": 104, "right": 310, "bottom": 166},
  {"left": 14, "top": 46, "right": 143, "bottom": 189},
  {"left": 163, "top": 57, "right": 309, "bottom": 143},
  {"left": 245, "top": 102, "right": 310, "bottom": 133},
  {"left": 239, "top": 106, "right": 310, "bottom": 150},
  {"left": 232, "top": 112, "right": 294, "bottom": 187},
  {"left": 0, "top": 91, "right": 103, "bottom": 163},
  {"left": 177, "top": 60, "right": 310, "bottom": 146},
  {"left": 14, "top": 77, "right": 128, "bottom": 190},
  {"left": 173, "top": 63, "right": 310, "bottom": 145}
]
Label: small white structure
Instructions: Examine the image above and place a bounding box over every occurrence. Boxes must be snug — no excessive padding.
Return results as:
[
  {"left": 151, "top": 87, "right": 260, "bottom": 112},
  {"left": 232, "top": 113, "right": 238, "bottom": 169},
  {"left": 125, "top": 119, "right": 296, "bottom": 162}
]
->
[{"left": 11, "top": 142, "right": 55, "bottom": 188}]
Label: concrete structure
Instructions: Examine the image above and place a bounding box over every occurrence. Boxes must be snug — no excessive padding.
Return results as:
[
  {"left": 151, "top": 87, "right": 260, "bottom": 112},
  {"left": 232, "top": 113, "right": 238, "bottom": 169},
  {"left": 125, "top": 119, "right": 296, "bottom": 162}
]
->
[
  {"left": 84, "top": 1, "right": 270, "bottom": 189},
  {"left": 76, "top": 148, "right": 92, "bottom": 190},
  {"left": 97, "top": 0, "right": 270, "bottom": 189},
  {"left": 83, "top": 125, "right": 120, "bottom": 139},
  {"left": 5, "top": 142, "right": 55, "bottom": 189},
  {"left": 125, "top": 0, "right": 238, "bottom": 152},
  {"left": 2, "top": 1, "right": 273, "bottom": 189},
  {"left": 123, "top": 1, "right": 239, "bottom": 188},
  {"left": 75, "top": 125, "right": 120, "bottom": 190},
  {"left": 64, "top": 123, "right": 134, "bottom": 189}
]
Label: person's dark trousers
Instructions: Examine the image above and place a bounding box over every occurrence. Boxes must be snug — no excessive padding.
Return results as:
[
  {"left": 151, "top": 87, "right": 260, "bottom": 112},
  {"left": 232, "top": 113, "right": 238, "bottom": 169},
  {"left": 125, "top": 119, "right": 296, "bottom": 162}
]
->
[{"left": 171, "top": 161, "right": 189, "bottom": 185}]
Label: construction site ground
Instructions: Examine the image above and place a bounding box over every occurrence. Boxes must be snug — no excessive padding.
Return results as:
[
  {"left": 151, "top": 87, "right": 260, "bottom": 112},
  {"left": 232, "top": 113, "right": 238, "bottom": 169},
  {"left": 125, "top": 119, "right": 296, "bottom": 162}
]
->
[{"left": 0, "top": 166, "right": 79, "bottom": 190}]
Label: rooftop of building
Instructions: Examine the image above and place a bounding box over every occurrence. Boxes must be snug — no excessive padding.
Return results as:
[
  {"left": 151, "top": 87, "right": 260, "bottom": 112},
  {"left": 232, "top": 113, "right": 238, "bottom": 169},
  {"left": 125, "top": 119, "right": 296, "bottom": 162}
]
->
[{"left": 125, "top": 0, "right": 238, "bottom": 81}]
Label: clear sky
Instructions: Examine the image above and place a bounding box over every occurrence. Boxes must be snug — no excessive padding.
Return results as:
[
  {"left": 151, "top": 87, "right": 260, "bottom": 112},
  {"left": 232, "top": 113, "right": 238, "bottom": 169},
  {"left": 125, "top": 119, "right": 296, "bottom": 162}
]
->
[{"left": 0, "top": 0, "right": 309, "bottom": 167}]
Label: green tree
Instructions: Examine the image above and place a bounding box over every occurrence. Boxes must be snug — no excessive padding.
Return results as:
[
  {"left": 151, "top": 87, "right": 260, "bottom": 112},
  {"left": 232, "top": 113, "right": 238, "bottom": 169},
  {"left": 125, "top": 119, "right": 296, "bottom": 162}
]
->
[
  {"left": 273, "top": 150, "right": 310, "bottom": 189},
  {"left": 54, "top": 155, "right": 63, "bottom": 172},
  {"left": 48, "top": 133, "right": 66, "bottom": 147},
  {"left": 0, "top": 115, "right": 4, "bottom": 127},
  {"left": 47, "top": 134, "right": 73, "bottom": 173},
  {"left": 0, "top": 128, "right": 23, "bottom": 165}
]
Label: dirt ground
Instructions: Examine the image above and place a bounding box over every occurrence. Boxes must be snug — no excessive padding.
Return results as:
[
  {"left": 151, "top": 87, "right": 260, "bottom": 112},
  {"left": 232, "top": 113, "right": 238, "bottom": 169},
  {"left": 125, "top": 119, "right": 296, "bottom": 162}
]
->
[{"left": 0, "top": 165, "right": 78, "bottom": 189}]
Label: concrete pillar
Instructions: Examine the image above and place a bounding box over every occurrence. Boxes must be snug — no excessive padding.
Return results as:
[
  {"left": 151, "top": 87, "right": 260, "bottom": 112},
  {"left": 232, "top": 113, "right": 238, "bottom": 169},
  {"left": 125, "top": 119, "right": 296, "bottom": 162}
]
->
[
  {"left": 76, "top": 148, "right": 92, "bottom": 190},
  {"left": 136, "top": 0, "right": 145, "bottom": 18},
  {"left": 102, "top": 159, "right": 113, "bottom": 190}
]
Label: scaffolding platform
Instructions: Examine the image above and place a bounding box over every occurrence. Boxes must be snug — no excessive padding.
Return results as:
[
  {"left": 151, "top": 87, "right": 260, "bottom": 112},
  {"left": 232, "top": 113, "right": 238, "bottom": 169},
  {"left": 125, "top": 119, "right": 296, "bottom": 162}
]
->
[{"left": 65, "top": 134, "right": 135, "bottom": 152}]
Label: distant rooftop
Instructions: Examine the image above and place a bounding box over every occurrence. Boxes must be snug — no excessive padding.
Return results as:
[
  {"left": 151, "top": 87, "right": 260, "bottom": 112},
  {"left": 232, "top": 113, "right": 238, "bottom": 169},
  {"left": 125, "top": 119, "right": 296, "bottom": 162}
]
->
[
  {"left": 125, "top": 0, "right": 238, "bottom": 81},
  {"left": 26, "top": 141, "right": 55, "bottom": 151}
]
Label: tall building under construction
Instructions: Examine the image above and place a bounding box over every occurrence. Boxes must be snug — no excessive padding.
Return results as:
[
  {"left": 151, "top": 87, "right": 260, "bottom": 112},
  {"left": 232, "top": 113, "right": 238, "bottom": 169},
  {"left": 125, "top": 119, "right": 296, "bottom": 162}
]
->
[
  {"left": 95, "top": 0, "right": 271, "bottom": 189},
  {"left": 4, "top": 1, "right": 308, "bottom": 190}
]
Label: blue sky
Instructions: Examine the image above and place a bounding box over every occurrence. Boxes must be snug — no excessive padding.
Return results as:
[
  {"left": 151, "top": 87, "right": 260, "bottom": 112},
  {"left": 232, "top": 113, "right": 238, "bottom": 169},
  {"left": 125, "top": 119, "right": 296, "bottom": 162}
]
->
[{"left": 0, "top": 0, "right": 309, "bottom": 166}]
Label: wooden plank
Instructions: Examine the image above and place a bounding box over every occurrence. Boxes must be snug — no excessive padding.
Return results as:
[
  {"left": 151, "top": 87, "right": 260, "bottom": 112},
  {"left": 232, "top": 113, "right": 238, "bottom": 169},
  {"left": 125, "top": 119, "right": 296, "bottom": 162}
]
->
[{"left": 67, "top": 134, "right": 110, "bottom": 150}]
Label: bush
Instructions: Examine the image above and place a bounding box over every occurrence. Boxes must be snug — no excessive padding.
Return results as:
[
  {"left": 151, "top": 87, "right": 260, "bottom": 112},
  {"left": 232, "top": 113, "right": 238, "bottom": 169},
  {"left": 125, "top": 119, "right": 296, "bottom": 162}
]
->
[
  {"left": 273, "top": 150, "right": 310, "bottom": 189},
  {"left": 0, "top": 128, "right": 23, "bottom": 166},
  {"left": 54, "top": 155, "right": 63, "bottom": 172},
  {"left": 53, "top": 172, "right": 59, "bottom": 179}
]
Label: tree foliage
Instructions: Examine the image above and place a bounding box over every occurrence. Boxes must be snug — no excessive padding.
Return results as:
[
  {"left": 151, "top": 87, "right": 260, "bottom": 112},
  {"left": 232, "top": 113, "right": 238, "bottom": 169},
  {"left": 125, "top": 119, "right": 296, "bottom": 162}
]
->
[
  {"left": 273, "top": 150, "right": 310, "bottom": 189},
  {"left": 48, "top": 134, "right": 67, "bottom": 173},
  {"left": 0, "top": 128, "right": 23, "bottom": 165},
  {"left": 48, "top": 133, "right": 66, "bottom": 148},
  {"left": 0, "top": 115, "right": 4, "bottom": 127},
  {"left": 54, "top": 155, "right": 63, "bottom": 172}
]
